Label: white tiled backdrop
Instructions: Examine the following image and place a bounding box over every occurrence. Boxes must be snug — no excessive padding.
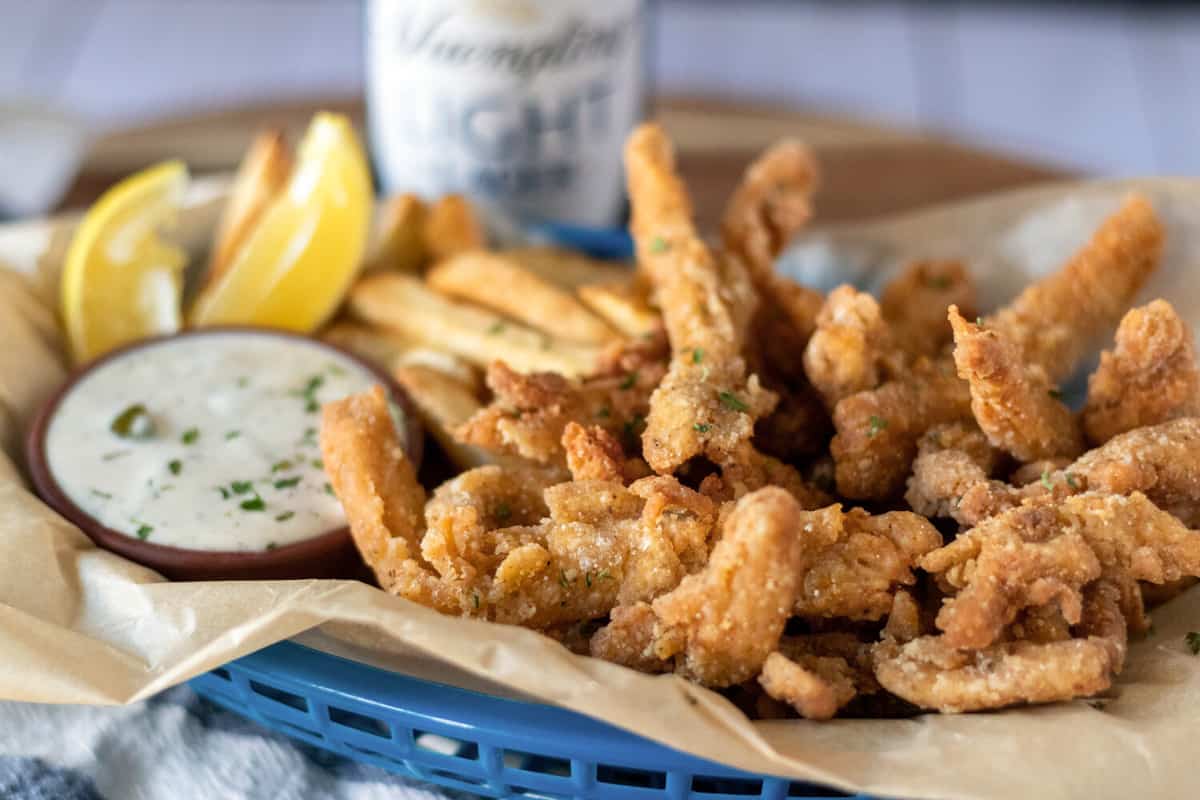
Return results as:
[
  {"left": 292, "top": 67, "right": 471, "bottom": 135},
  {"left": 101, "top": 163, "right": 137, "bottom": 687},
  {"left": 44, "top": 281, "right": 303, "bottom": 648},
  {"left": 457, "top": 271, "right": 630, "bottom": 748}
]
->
[{"left": 3, "top": 0, "right": 1200, "bottom": 175}]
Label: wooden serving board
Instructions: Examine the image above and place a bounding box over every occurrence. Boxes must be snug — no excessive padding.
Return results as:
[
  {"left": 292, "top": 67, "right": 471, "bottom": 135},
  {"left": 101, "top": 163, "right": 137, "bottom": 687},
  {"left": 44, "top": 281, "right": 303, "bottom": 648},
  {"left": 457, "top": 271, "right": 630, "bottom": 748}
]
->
[{"left": 66, "top": 95, "right": 1070, "bottom": 230}]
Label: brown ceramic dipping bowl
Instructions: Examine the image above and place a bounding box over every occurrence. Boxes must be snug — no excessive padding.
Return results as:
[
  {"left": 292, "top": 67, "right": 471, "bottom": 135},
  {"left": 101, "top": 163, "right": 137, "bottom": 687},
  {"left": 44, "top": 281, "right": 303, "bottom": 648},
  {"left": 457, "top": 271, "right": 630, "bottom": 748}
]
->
[{"left": 25, "top": 327, "right": 422, "bottom": 582}]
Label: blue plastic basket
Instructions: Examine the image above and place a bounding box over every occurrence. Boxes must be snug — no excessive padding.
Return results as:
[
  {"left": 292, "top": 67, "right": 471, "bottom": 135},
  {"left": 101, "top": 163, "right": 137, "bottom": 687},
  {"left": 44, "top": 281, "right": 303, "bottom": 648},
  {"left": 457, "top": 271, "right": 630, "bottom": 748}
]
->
[
  {"left": 189, "top": 641, "right": 867, "bottom": 800},
  {"left": 189, "top": 222, "right": 871, "bottom": 799}
]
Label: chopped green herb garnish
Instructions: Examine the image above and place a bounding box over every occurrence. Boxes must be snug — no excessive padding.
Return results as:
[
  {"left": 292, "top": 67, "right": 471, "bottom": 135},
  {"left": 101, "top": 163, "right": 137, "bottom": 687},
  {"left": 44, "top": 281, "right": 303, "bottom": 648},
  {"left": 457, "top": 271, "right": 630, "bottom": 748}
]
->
[
  {"left": 111, "top": 404, "right": 156, "bottom": 440},
  {"left": 327, "top": 363, "right": 346, "bottom": 377},
  {"left": 539, "top": 334, "right": 552, "bottom": 352},
  {"left": 168, "top": 459, "right": 182, "bottom": 476},
  {"left": 181, "top": 428, "right": 199, "bottom": 445},
  {"left": 692, "top": 347, "right": 704, "bottom": 364},
  {"left": 585, "top": 571, "right": 594, "bottom": 588},
  {"left": 718, "top": 391, "right": 749, "bottom": 412},
  {"left": 218, "top": 487, "right": 231, "bottom": 500},
  {"left": 472, "top": 592, "right": 480, "bottom": 609},
  {"left": 622, "top": 414, "right": 647, "bottom": 448},
  {"left": 240, "top": 497, "right": 266, "bottom": 512},
  {"left": 271, "top": 460, "right": 294, "bottom": 473},
  {"left": 649, "top": 236, "right": 669, "bottom": 253},
  {"left": 225, "top": 430, "right": 241, "bottom": 440},
  {"left": 596, "top": 569, "right": 612, "bottom": 581},
  {"left": 1186, "top": 632, "right": 1200, "bottom": 655},
  {"left": 274, "top": 476, "right": 301, "bottom": 490},
  {"left": 324, "top": 482, "right": 334, "bottom": 496},
  {"left": 306, "top": 399, "right": 320, "bottom": 413},
  {"left": 976, "top": 316, "right": 984, "bottom": 326},
  {"left": 231, "top": 480, "right": 254, "bottom": 495},
  {"left": 1041, "top": 470, "right": 1054, "bottom": 491},
  {"left": 558, "top": 570, "right": 572, "bottom": 590},
  {"left": 101, "top": 450, "right": 131, "bottom": 461},
  {"left": 300, "top": 427, "right": 318, "bottom": 447},
  {"left": 266, "top": 541, "right": 278, "bottom": 550},
  {"left": 693, "top": 423, "right": 711, "bottom": 433},
  {"left": 275, "top": 511, "right": 295, "bottom": 522},
  {"left": 311, "top": 459, "right": 324, "bottom": 470},
  {"left": 619, "top": 371, "right": 638, "bottom": 390},
  {"left": 136, "top": 524, "right": 153, "bottom": 540},
  {"left": 1065, "top": 472, "right": 1080, "bottom": 490},
  {"left": 867, "top": 415, "right": 888, "bottom": 437},
  {"left": 595, "top": 406, "right": 611, "bottom": 419},
  {"left": 495, "top": 502, "right": 512, "bottom": 522},
  {"left": 487, "top": 321, "right": 506, "bottom": 335},
  {"left": 236, "top": 376, "right": 250, "bottom": 388},
  {"left": 90, "top": 488, "right": 113, "bottom": 500}
]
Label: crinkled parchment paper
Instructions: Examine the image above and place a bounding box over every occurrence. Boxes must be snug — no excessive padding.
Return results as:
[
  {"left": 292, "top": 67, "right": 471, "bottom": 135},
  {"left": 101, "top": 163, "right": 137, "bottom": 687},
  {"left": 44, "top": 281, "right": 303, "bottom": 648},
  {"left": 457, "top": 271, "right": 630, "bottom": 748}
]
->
[{"left": 1, "top": 177, "right": 1198, "bottom": 800}]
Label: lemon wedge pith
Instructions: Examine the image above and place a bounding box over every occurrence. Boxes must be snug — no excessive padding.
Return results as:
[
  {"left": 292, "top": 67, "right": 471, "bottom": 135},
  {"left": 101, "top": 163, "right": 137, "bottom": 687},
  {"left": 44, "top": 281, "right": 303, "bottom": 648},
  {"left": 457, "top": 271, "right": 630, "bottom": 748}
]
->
[
  {"left": 60, "top": 160, "right": 188, "bottom": 363},
  {"left": 190, "top": 113, "right": 372, "bottom": 332}
]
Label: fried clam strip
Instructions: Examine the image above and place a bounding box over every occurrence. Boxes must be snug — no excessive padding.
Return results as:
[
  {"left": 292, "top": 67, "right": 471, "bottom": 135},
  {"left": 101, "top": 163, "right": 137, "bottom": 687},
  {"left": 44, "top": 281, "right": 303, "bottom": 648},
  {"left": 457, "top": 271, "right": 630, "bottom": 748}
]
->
[
  {"left": 831, "top": 196, "right": 1162, "bottom": 501},
  {"left": 986, "top": 193, "right": 1165, "bottom": 382},
  {"left": 949, "top": 417, "right": 1200, "bottom": 528},
  {"left": 562, "top": 421, "right": 649, "bottom": 483},
  {"left": 922, "top": 492, "right": 1200, "bottom": 648},
  {"left": 873, "top": 634, "right": 1118, "bottom": 714},
  {"left": 793, "top": 505, "right": 943, "bottom": 621},
  {"left": 803, "top": 285, "right": 905, "bottom": 410},
  {"left": 880, "top": 260, "right": 977, "bottom": 357},
  {"left": 319, "top": 386, "right": 456, "bottom": 611},
  {"left": 831, "top": 357, "right": 973, "bottom": 500},
  {"left": 905, "top": 422, "right": 1004, "bottom": 521},
  {"left": 948, "top": 306, "right": 1084, "bottom": 461},
  {"left": 625, "top": 123, "right": 778, "bottom": 475},
  {"left": 456, "top": 353, "right": 664, "bottom": 469},
  {"left": 757, "top": 633, "right": 879, "bottom": 720},
  {"left": 1083, "top": 299, "right": 1200, "bottom": 445}
]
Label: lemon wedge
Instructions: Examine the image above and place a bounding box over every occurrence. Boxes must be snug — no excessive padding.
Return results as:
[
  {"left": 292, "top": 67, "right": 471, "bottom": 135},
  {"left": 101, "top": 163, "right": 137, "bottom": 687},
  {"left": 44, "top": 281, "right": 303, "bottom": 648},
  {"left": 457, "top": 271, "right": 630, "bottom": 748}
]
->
[
  {"left": 189, "top": 113, "right": 372, "bottom": 331},
  {"left": 60, "top": 160, "right": 188, "bottom": 363}
]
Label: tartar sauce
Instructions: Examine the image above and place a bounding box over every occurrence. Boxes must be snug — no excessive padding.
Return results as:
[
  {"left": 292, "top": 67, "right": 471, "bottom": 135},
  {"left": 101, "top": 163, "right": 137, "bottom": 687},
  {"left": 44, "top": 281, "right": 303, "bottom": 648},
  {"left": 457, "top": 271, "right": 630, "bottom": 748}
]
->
[{"left": 45, "top": 331, "right": 388, "bottom": 551}]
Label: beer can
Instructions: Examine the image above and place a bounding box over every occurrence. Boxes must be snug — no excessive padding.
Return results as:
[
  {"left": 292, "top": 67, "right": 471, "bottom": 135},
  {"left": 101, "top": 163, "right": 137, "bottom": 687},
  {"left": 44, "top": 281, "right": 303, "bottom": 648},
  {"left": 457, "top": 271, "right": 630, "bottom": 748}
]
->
[{"left": 365, "top": 0, "right": 648, "bottom": 229}]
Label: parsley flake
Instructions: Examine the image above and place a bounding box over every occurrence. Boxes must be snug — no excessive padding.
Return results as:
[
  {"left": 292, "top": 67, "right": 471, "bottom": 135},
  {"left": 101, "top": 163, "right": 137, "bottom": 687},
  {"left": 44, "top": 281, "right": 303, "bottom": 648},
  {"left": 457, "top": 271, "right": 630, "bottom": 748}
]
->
[
  {"left": 266, "top": 541, "right": 278, "bottom": 550},
  {"left": 217, "top": 487, "right": 231, "bottom": 500},
  {"left": 168, "top": 459, "right": 182, "bottom": 476},
  {"left": 693, "top": 423, "right": 711, "bottom": 433},
  {"left": 976, "top": 316, "right": 984, "bottom": 326},
  {"left": 324, "top": 482, "right": 335, "bottom": 496},
  {"left": 240, "top": 497, "right": 266, "bottom": 512},
  {"left": 111, "top": 404, "right": 156, "bottom": 440},
  {"left": 231, "top": 480, "right": 254, "bottom": 495},
  {"left": 595, "top": 406, "right": 611, "bottom": 419},
  {"left": 90, "top": 488, "right": 113, "bottom": 500},
  {"left": 273, "top": 476, "right": 301, "bottom": 490},
  {"left": 181, "top": 428, "right": 199, "bottom": 445},
  {"left": 1186, "top": 632, "right": 1200, "bottom": 655},
  {"left": 136, "top": 524, "right": 153, "bottom": 540},
  {"left": 1066, "top": 472, "right": 1080, "bottom": 490},
  {"left": 236, "top": 376, "right": 250, "bottom": 388},
  {"left": 558, "top": 570, "right": 572, "bottom": 590},
  {"left": 867, "top": 415, "right": 888, "bottom": 437},
  {"left": 487, "top": 321, "right": 506, "bottom": 335},
  {"left": 275, "top": 511, "right": 295, "bottom": 522},
  {"left": 692, "top": 347, "right": 704, "bottom": 364},
  {"left": 1041, "top": 470, "right": 1054, "bottom": 491},
  {"left": 495, "top": 502, "right": 512, "bottom": 522},
  {"left": 271, "top": 460, "right": 294, "bottom": 473},
  {"left": 619, "top": 371, "right": 638, "bottom": 390},
  {"left": 718, "top": 391, "right": 749, "bottom": 412},
  {"left": 311, "top": 459, "right": 323, "bottom": 470},
  {"left": 649, "top": 236, "right": 669, "bottom": 253},
  {"left": 472, "top": 592, "right": 480, "bottom": 609},
  {"left": 225, "top": 430, "right": 241, "bottom": 441}
]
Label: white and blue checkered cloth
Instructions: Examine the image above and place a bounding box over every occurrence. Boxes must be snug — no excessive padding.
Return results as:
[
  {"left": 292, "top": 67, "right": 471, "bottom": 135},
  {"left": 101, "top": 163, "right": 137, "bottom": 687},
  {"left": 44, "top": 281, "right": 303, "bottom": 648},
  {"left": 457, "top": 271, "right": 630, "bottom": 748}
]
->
[{"left": 0, "top": 688, "right": 457, "bottom": 800}]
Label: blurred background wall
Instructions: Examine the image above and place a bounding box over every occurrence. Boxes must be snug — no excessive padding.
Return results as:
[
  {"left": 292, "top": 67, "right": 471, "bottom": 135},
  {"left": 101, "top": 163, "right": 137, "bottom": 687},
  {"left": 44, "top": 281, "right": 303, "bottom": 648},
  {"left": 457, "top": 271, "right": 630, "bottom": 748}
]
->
[{"left": 1, "top": 0, "right": 1196, "bottom": 176}]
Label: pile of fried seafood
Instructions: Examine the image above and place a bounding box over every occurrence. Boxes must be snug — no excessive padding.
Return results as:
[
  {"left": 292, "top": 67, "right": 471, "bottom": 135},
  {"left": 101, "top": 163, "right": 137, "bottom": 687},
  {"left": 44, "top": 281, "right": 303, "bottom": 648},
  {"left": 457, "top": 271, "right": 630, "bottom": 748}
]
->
[{"left": 321, "top": 124, "right": 1200, "bottom": 719}]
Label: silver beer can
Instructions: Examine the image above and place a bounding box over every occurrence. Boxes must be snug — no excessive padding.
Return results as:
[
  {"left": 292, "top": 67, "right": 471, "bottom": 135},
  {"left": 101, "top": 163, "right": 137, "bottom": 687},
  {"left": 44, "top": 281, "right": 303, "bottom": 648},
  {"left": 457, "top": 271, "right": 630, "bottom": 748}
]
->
[{"left": 365, "top": 0, "right": 648, "bottom": 228}]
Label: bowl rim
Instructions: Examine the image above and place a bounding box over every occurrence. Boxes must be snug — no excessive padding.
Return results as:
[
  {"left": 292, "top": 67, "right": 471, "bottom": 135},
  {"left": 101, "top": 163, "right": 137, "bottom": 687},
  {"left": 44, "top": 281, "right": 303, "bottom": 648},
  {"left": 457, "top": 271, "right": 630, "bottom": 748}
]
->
[{"left": 24, "top": 325, "right": 422, "bottom": 576}]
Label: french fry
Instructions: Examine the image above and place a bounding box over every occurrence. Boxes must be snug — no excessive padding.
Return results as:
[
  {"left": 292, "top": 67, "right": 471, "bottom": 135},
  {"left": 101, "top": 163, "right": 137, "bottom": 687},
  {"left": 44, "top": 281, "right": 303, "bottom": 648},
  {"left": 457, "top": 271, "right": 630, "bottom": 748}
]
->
[
  {"left": 350, "top": 274, "right": 602, "bottom": 377},
  {"left": 205, "top": 129, "right": 293, "bottom": 288},
  {"left": 393, "top": 364, "right": 499, "bottom": 470},
  {"left": 366, "top": 193, "right": 428, "bottom": 273},
  {"left": 427, "top": 251, "right": 618, "bottom": 345},
  {"left": 577, "top": 277, "right": 661, "bottom": 338},
  {"left": 423, "top": 194, "right": 486, "bottom": 260},
  {"left": 502, "top": 245, "right": 630, "bottom": 288},
  {"left": 322, "top": 320, "right": 480, "bottom": 391}
]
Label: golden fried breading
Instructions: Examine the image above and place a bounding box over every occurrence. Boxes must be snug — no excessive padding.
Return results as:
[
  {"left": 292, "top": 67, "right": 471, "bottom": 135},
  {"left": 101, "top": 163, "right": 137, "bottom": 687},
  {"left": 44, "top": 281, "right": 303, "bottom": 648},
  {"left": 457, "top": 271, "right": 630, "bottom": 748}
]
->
[
  {"left": 884, "top": 590, "right": 924, "bottom": 643},
  {"left": 588, "top": 602, "right": 668, "bottom": 673},
  {"left": 456, "top": 360, "right": 660, "bottom": 468},
  {"left": 873, "top": 634, "right": 1118, "bottom": 713},
  {"left": 757, "top": 652, "right": 854, "bottom": 721},
  {"left": 700, "top": 446, "right": 832, "bottom": 509},
  {"left": 1083, "top": 300, "right": 1200, "bottom": 445},
  {"left": 628, "top": 475, "right": 716, "bottom": 574},
  {"left": 831, "top": 358, "right": 973, "bottom": 500},
  {"left": 626, "top": 123, "right": 778, "bottom": 474},
  {"left": 319, "top": 386, "right": 454, "bottom": 611},
  {"left": 985, "top": 193, "right": 1164, "bottom": 383},
  {"left": 1011, "top": 458, "right": 1073, "bottom": 486},
  {"left": 1078, "top": 578, "right": 1130, "bottom": 667},
  {"left": 880, "top": 259, "right": 977, "bottom": 357},
  {"left": 905, "top": 422, "right": 1003, "bottom": 520},
  {"left": 803, "top": 285, "right": 901, "bottom": 409},
  {"left": 651, "top": 488, "right": 824, "bottom": 686},
  {"left": 793, "top": 505, "right": 942, "bottom": 621},
  {"left": 949, "top": 306, "right": 1084, "bottom": 462},
  {"left": 561, "top": 421, "right": 649, "bottom": 484}
]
